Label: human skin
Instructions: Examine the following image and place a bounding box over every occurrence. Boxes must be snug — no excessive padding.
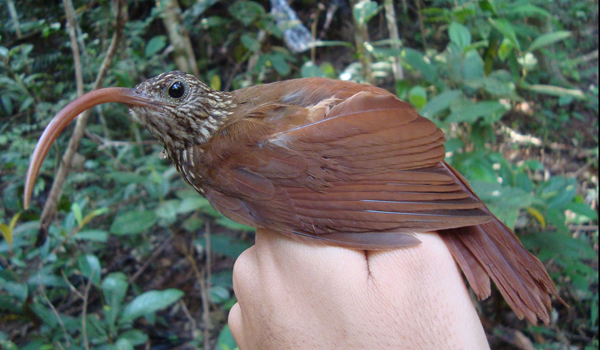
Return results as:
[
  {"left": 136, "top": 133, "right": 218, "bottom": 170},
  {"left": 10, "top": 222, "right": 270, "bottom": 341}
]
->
[{"left": 228, "top": 229, "right": 490, "bottom": 350}]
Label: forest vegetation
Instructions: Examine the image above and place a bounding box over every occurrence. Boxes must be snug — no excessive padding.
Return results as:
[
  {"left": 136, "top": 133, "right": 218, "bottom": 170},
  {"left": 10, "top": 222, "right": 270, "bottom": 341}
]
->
[{"left": 0, "top": 0, "right": 598, "bottom": 349}]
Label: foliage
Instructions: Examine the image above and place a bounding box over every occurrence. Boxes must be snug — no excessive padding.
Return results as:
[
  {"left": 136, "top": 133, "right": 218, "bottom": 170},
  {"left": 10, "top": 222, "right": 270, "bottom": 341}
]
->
[{"left": 0, "top": 0, "right": 597, "bottom": 349}]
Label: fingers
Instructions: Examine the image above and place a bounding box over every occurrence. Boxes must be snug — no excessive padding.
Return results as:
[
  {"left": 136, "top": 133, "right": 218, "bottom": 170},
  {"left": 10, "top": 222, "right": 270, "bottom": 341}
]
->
[
  {"left": 228, "top": 303, "right": 245, "bottom": 349},
  {"left": 228, "top": 229, "right": 490, "bottom": 350}
]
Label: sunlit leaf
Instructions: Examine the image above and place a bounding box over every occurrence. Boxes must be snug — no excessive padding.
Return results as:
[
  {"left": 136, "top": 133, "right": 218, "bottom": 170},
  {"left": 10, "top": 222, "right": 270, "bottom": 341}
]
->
[
  {"left": 217, "top": 324, "right": 238, "bottom": 350},
  {"left": 120, "top": 289, "right": 184, "bottom": 324},
  {"left": 408, "top": 86, "right": 427, "bottom": 109},
  {"left": 71, "top": 203, "right": 83, "bottom": 228},
  {"left": 102, "top": 272, "right": 129, "bottom": 332},
  {"left": 489, "top": 19, "right": 521, "bottom": 51},
  {"left": 209, "top": 285, "right": 231, "bottom": 304},
  {"left": 353, "top": 0, "right": 379, "bottom": 25},
  {"left": 403, "top": 48, "right": 438, "bottom": 82},
  {"left": 446, "top": 100, "right": 507, "bottom": 124},
  {"left": 78, "top": 254, "right": 101, "bottom": 286},
  {"left": 420, "top": 90, "right": 462, "bottom": 118},
  {"left": 74, "top": 230, "right": 109, "bottom": 242},
  {"left": 449, "top": 22, "right": 471, "bottom": 51},
  {"left": 520, "top": 83, "right": 586, "bottom": 99},
  {"left": 240, "top": 34, "right": 260, "bottom": 53},
  {"left": 110, "top": 210, "right": 157, "bottom": 235},
  {"left": 145, "top": 36, "right": 167, "bottom": 58},
  {"left": 229, "top": 1, "right": 265, "bottom": 26},
  {"left": 301, "top": 61, "right": 325, "bottom": 78},
  {"left": 80, "top": 207, "right": 109, "bottom": 228},
  {"left": 196, "top": 234, "right": 252, "bottom": 259},
  {"left": 528, "top": 31, "right": 571, "bottom": 52},
  {"left": 118, "top": 329, "right": 149, "bottom": 347},
  {"left": 526, "top": 207, "right": 546, "bottom": 228}
]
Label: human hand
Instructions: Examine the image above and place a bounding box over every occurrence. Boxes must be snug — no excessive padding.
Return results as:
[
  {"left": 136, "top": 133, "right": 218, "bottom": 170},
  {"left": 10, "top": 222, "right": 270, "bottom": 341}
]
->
[{"left": 228, "top": 229, "right": 490, "bottom": 350}]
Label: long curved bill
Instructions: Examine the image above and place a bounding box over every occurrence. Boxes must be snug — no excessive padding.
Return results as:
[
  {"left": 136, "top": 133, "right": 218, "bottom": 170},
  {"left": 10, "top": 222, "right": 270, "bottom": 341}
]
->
[{"left": 23, "top": 87, "right": 155, "bottom": 209}]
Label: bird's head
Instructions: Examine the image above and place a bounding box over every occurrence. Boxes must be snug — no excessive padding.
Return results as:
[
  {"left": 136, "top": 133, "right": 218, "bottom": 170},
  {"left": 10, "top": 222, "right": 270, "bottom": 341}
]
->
[
  {"left": 131, "top": 71, "right": 234, "bottom": 149},
  {"left": 23, "top": 70, "right": 233, "bottom": 209}
]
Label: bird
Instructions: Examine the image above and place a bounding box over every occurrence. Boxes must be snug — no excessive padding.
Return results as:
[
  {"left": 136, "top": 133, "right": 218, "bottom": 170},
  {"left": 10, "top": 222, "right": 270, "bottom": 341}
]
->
[{"left": 24, "top": 70, "right": 563, "bottom": 324}]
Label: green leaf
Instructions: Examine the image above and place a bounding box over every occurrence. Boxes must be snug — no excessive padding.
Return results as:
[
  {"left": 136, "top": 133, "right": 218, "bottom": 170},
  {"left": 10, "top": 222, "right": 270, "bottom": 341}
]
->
[
  {"left": 520, "top": 83, "right": 586, "bottom": 99},
  {"left": 178, "top": 196, "right": 212, "bottom": 214},
  {"left": 19, "top": 97, "right": 34, "bottom": 112},
  {"left": 395, "top": 80, "right": 412, "bottom": 100},
  {"left": 307, "top": 40, "right": 354, "bottom": 49},
  {"left": 74, "top": 229, "right": 109, "bottom": 242},
  {"left": 71, "top": 203, "right": 83, "bottom": 228},
  {"left": 268, "top": 53, "right": 290, "bottom": 76},
  {"left": 301, "top": 61, "right": 325, "bottom": 78},
  {"left": 229, "top": 1, "right": 265, "bottom": 26},
  {"left": 155, "top": 200, "right": 180, "bottom": 222},
  {"left": 27, "top": 273, "right": 68, "bottom": 288},
  {"left": 502, "top": 4, "right": 551, "bottom": 18},
  {"left": 528, "top": 31, "right": 571, "bottom": 52},
  {"left": 217, "top": 324, "right": 238, "bottom": 350},
  {"left": 444, "top": 138, "right": 465, "bottom": 153},
  {"left": 497, "top": 37, "right": 515, "bottom": 61},
  {"left": 114, "top": 338, "right": 134, "bottom": 350},
  {"left": 78, "top": 254, "right": 101, "bottom": 286},
  {"left": 196, "top": 234, "right": 252, "bottom": 259},
  {"left": 489, "top": 19, "right": 521, "bottom": 51},
  {"left": 240, "top": 34, "right": 260, "bottom": 53},
  {"left": 446, "top": 101, "right": 507, "bottom": 124},
  {"left": 471, "top": 181, "right": 535, "bottom": 227},
  {"left": 478, "top": 0, "right": 496, "bottom": 15},
  {"left": 449, "top": 22, "right": 471, "bottom": 52},
  {"left": 183, "top": 217, "right": 205, "bottom": 232},
  {"left": 80, "top": 207, "right": 109, "bottom": 227},
  {"left": 0, "top": 281, "right": 28, "bottom": 302},
  {"left": 209, "top": 285, "right": 231, "bottom": 304},
  {"left": 408, "top": 86, "right": 427, "bottom": 109},
  {"left": 353, "top": 0, "right": 380, "bottom": 25},
  {"left": 564, "top": 202, "right": 598, "bottom": 221},
  {"left": 216, "top": 217, "right": 256, "bottom": 232},
  {"left": 118, "top": 329, "right": 149, "bottom": 347},
  {"left": 462, "top": 50, "right": 485, "bottom": 80},
  {"left": 120, "top": 289, "right": 184, "bottom": 324},
  {"left": 145, "top": 36, "right": 167, "bottom": 58},
  {"left": 101, "top": 272, "right": 129, "bottom": 333},
  {"left": 110, "top": 210, "right": 157, "bottom": 235},
  {"left": 403, "top": 48, "right": 438, "bottom": 82},
  {"left": 420, "top": 90, "right": 463, "bottom": 118}
]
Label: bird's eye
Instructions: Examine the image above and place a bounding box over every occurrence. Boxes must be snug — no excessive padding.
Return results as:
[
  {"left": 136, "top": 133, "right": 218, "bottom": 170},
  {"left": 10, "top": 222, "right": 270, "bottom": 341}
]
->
[{"left": 168, "top": 81, "right": 185, "bottom": 99}]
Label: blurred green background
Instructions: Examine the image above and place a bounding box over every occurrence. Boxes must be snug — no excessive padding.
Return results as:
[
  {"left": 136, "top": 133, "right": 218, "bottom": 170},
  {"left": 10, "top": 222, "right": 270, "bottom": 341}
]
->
[{"left": 0, "top": 0, "right": 597, "bottom": 349}]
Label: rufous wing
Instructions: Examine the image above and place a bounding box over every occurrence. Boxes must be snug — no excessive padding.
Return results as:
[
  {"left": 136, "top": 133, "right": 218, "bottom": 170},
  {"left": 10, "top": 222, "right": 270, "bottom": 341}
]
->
[{"left": 205, "top": 91, "right": 493, "bottom": 248}]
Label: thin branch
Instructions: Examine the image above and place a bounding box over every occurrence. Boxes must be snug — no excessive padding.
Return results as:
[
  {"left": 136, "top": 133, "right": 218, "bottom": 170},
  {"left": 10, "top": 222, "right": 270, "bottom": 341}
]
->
[
  {"left": 415, "top": 0, "right": 427, "bottom": 51},
  {"left": 203, "top": 222, "right": 212, "bottom": 350},
  {"left": 81, "top": 271, "right": 94, "bottom": 350},
  {"left": 36, "top": 0, "right": 128, "bottom": 246},
  {"left": 6, "top": 0, "right": 22, "bottom": 38},
  {"left": 63, "top": 0, "right": 84, "bottom": 97},
  {"left": 129, "top": 237, "right": 172, "bottom": 283},
  {"left": 38, "top": 280, "right": 70, "bottom": 348},
  {"left": 384, "top": 0, "right": 404, "bottom": 81},
  {"left": 350, "top": 0, "right": 374, "bottom": 84}
]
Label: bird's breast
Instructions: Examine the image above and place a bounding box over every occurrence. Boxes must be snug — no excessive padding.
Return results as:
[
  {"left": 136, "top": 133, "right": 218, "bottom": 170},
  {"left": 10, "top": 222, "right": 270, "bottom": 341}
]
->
[{"left": 170, "top": 147, "right": 208, "bottom": 194}]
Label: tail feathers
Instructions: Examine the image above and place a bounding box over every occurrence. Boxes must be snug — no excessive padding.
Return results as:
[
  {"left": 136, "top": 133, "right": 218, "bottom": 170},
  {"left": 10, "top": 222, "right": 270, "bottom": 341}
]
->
[{"left": 441, "top": 217, "right": 563, "bottom": 324}]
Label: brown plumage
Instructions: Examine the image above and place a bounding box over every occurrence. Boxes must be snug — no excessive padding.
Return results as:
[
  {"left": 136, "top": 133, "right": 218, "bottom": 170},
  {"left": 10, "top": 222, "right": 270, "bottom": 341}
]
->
[{"left": 24, "top": 71, "right": 563, "bottom": 324}]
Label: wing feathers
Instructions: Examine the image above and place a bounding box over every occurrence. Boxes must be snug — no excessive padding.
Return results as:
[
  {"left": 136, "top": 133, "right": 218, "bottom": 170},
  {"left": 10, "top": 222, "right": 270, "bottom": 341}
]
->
[{"left": 199, "top": 81, "right": 560, "bottom": 324}]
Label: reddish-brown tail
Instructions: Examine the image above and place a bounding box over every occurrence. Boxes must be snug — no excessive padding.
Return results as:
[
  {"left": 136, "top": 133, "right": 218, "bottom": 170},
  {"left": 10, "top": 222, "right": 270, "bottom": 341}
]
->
[
  {"left": 441, "top": 218, "right": 562, "bottom": 324},
  {"left": 440, "top": 162, "right": 564, "bottom": 324}
]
